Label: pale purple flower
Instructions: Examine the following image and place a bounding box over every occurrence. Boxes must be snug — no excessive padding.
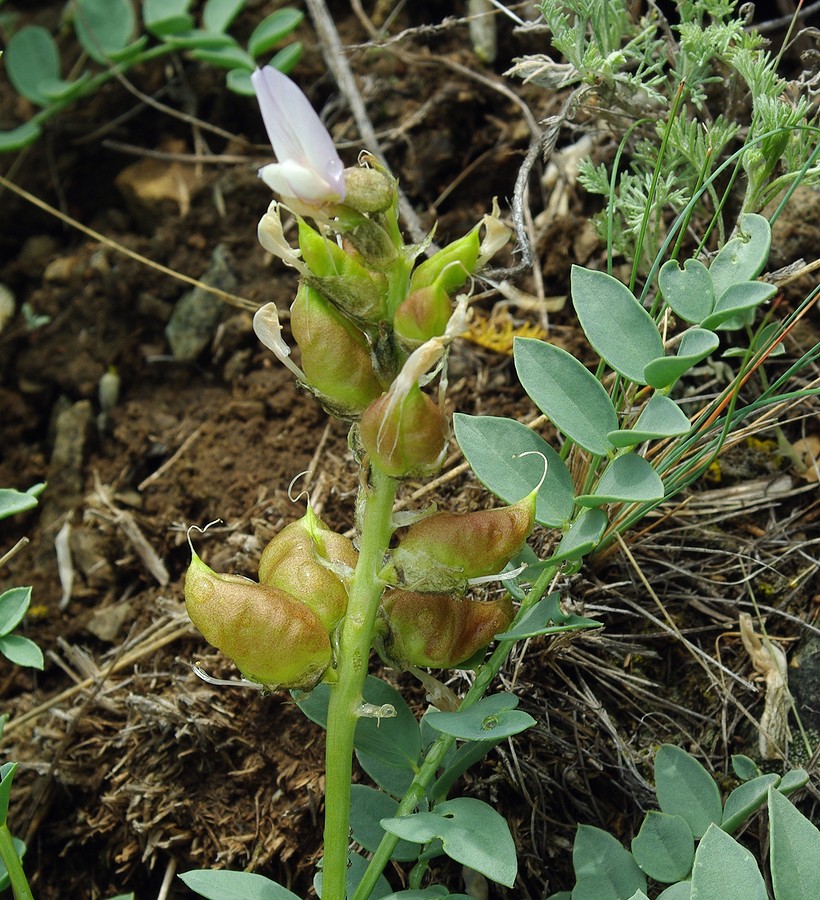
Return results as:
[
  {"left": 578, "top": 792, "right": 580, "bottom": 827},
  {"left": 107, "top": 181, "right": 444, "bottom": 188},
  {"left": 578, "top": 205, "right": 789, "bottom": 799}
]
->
[{"left": 251, "top": 66, "right": 346, "bottom": 203}]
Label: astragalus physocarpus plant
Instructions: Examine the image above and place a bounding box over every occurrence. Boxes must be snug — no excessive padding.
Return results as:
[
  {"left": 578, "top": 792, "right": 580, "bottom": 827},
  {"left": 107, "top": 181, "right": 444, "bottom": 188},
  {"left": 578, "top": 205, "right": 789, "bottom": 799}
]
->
[{"left": 178, "top": 64, "right": 560, "bottom": 900}]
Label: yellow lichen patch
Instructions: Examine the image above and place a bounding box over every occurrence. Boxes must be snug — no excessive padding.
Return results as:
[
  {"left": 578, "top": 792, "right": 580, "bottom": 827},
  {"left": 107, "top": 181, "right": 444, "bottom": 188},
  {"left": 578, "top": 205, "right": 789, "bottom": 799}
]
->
[{"left": 464, "top": 310, "right": 548, "bottom": 355}]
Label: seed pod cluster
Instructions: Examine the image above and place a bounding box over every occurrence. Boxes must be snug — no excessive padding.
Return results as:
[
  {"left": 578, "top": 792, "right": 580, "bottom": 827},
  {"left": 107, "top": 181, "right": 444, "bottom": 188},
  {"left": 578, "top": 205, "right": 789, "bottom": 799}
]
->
[
  {"left": 184, "top": 509, "right": 357, "bottom": 690},
  {"left": 383, "top": 492, "right": 536, "bottom": 594}
]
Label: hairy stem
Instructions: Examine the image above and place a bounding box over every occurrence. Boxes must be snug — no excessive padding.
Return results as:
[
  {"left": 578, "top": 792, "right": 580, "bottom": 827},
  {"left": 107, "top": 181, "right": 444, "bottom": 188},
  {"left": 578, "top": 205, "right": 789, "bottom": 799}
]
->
[{"left": 322, "top": 465, "right": 398, "bottom": 899}]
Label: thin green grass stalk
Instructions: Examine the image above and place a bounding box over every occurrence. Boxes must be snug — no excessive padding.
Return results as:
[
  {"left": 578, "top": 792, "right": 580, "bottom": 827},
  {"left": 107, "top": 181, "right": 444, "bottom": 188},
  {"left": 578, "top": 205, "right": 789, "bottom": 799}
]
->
[
  {"left": 631, "top": 80, "right": 686, "bottom": 294},
  {"left": 352, "top": 565, "right": 559, "bottom": 899},
  {"left": 607, "top": 119, "right": 650, "bottom": 274}
]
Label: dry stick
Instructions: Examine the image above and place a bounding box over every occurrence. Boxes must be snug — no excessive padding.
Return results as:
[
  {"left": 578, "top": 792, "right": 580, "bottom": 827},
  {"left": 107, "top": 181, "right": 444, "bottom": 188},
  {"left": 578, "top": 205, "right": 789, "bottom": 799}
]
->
[
  {"left": 0, "top": 174, "right": 257, "bottom": 313},
  {"left": 304, "top": 0, "right": 432, "bottom": 247}
]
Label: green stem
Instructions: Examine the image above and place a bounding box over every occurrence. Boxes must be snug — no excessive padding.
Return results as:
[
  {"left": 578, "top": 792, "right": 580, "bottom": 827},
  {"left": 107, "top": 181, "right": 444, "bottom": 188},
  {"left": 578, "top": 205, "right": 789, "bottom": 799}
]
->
[
  {"left": 0, "top": 824, "right": 33, "bottom": 900},
  {"left": 322, "top": 465, "right": 398, "bottom": 900},
  {"left": 352, "top": 566, "right": 557, "bottom": 900}
]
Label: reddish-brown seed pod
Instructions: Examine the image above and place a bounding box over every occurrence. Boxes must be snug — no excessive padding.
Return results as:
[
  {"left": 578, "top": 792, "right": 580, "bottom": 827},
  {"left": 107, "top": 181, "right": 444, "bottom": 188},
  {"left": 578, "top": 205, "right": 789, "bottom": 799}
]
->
[
  {"left": 359, "top": 383, "right": 447, "bottom": 479},
  {"left": 185, "top": 549, "right": 332, "bottom": 689},
  {"left": 384, "top": 492, "right": 535, "bottom": 592},
  {"left": 258, "top": 505, "right": 357, "bottom": 632},
  {"left": 376, "top": 589, "right": 514, "bottom": 669}
]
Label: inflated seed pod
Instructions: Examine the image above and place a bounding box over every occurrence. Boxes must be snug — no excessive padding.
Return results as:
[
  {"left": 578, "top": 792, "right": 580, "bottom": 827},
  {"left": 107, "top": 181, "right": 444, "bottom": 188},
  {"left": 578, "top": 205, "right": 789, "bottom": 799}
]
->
[
  {"left": 185, "top": 549, "right": 332, "bottom": 689},
  {"left": 298, "top": 218, "right": 387, "bottom": 321},
  {"left": 359, "top": 382, "right": 447, "bottom": 479},
  {"left": 383, "top": 492, "right": 535, "bottom": 593},
  {"left": 408, "top": 226, "right": 480, "bottom": 294},
  {"left": 392, "top": 281, "right": 452, "bottom": 347},
  {"left": 258, "top": 505, "right": 357, "bottom": 632},
  {"left": 376, "top": 589, "right": 513, "bottom": 669},
  {"left": 290, "top": 282, "right": 383, "bottom": 418}
]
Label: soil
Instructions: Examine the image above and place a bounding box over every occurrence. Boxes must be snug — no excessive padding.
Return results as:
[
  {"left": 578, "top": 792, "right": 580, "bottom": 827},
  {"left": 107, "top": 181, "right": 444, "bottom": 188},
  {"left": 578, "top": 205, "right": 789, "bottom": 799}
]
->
[{"left": 0, "top": 3, "right": 818, "bottom": 899}]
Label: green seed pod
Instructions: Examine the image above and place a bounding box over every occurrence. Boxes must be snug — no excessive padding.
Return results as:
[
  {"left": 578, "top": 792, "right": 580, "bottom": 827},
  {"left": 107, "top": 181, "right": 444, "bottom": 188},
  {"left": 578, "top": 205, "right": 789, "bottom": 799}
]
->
[
  {"left": 392, "top": 281, "right": 452, "bottom": 347},
  {"left": 376, "top": 589, "right": 513, "bottom": 669},
  {"left": 384, "top": 493, "right": 535, "bottom": 593},
  {"left": 298, "top": 219, "right": 387, "bottom": 321},
  {"left": 184, "top": 549, "right": 332, "bottom": 689},
  {"left": 291, "top": 283, "right": 383, "bottom": 418},
  {"left": 359, "top": 382, "right": 447, "bottom": 478},
  {"left": 258, "top": 505, "right": 358, "bottom": 632},
  {"left": 409, "top": 226, "right": 480, "bottom": 294}
]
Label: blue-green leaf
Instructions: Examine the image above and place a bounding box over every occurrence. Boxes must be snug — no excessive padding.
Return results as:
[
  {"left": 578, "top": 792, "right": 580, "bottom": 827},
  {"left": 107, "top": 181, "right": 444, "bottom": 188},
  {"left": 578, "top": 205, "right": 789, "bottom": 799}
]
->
[
  {"left": 571, "top": 824, "right": 647, "bottom": 900},
  {"left": 267, "top": 42, "right": 302, "bottom": 75},
  {"left": 709, "top": 214, "right": 771, "bottom": 300},
  {"left": 453, "top": 413, "right": 574, "bottom": 527},
  {"left": 657, "top": 883, "right": 692, "bottom": 899},
  {"left": 721, "top": 774, "right": 779, "bottom": 835},
  {"left": 75, "top": 0, "right": 136, "bottom": 63},
  {"left": 4, "top": 26, "right": 63, "bottom": 106},
  {"left": 571, "top": 265, "right": 664, "bottom": 384},
  {"left": 576, "top": 453, "right": 664, "bottom": 507},
  {"left": 690, "top": 824, "right": 766, "bottom": 900},
  {"left": 513, "top": 337, "right": 617, "bottom": 456},
  {"left": 0, "top": 485, "right": 43, "bottom": 521},
  {"left": 548, "top": 508, "right": 608, "bottom": 564},
  {"left": 731, "top": 755, "right": 761, "bottom": 781},
  {"left": 203, "top": 0, "right": 246, "bottom": 33},
  {"left": 496, "top": 592, "right": 601, "bottom": 640},
  {"left": 248, "top": 9, "right": 305, "bottom": 57},
  {"left": 226, "top": 68, "right": 255, "bottom": 95},
  {"left": 0, "top": 587, "right": 32, "bottom": 636},
  {"left": 654, "top": 745, "right": 721, "bottom": 839},
  {"left": 700, "top": 281, "right": 777, "bottom": 331},
  {"left": 315, "top": 850, "right": 392, "bottom": 899},
  {"left": 768, "top": 786, "right": 820, "bottom": 900},
  {"left": 349, "top": 785, "right": 421, "bottom": 862},
  {"left": 191, "top": 41, "right": 255, "bottom": 71},
  {"left": 381, "top": 797, "right": 517, "bottom": 887},
  {"left": 143, "top": 0, "right": 193, "bottom": 35},
  {"left": 631, "top": 811, "right": 694, "bottom": 883},
  {"left": 0, "top": 121, "right": 43, "bottom": 152},
  {"left": 607, "top": 393, "right": 691, "bottom": 448},
  {"left": 425, "top": 693, "right": 535, "bottom": 741},
  {"left": 178, "top": 869, "right": 299, "bottom": 899},
  {"left": 644, "top": 328, "right": 720, "bottom": 390},
  {"left": 0, "top": 635, "right": 43, "bottom": 670},
  {"left": 777, "top": 768, "right": 809, "bottom": 796},
  {"left": 658, "top": 258, "right": 714, "bottom": 324}
]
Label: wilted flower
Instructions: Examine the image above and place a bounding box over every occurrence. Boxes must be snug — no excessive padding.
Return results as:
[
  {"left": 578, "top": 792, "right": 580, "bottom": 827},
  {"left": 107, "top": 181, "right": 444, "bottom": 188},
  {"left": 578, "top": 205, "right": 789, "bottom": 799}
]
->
[{"left": 252, "top": 66, "right": 346, "bottom": 204}]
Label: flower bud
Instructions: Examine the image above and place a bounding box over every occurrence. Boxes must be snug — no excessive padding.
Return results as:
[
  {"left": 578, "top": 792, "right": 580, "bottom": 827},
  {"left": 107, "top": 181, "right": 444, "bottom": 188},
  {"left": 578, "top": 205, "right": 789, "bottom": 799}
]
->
[
  {"left": 359, "top": 382, "right": 447, "bottom": 478},
  {"left": 383, "top": 493, "right": 535, "bottom": 593},
  {"left": 409, "top": 227, "right": 480, "bottom": 294},
  {"left": 290, "top": 283, "right": 383, "bottom": 418},
  {"left": 342, "top": 166, "right": 395, "bottom": 214},
  {"left": 376, "top": 589, "right": 513, "bottom": 669},
  {"left": 184, "top": 549, "right": 332, "bottom": 689},
  {"left": 392, "top": 280, "right": 453, "bottom": 347},
  {"left": 258, "top": 505, "right": 357, "bottom": 632}
]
